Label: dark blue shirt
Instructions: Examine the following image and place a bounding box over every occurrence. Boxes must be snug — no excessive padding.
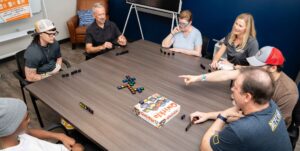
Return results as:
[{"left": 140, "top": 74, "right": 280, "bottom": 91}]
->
[
  {"left": 210, "top": 100, "right": 292, "bottom": 151},
  {"left": 24, "top": 40, "right": 61, "bottom": 74}
]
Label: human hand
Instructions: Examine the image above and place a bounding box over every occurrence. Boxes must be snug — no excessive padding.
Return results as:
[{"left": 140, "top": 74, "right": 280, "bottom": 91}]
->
[
  {"left": 190, "top": 111, "right": 210, "bottom": 124},
  {"left": 49, "top": 63, "right": 61, "bottom": 75},
  {"left": 117, "top": 35, "right": 127, "bottom": 46},
  {"left": 178, "top": 75, "right": 199, "bottom": 85},
  {"left": 104, "top": 42, "right": 113, "bottom": 49},
  {"left": 71, "top": 143, "right": 84, "bottom": 151},
  {"left": 171, "top": 26, "right": 181, "bottom": 35},
  {"left": 210, "top": 60, "right": 219, "bottom": 70},
  {"left": 58, "top": 133, "right": 76, "bottom": 150},
  {"left": 220, "top": 106, "right": 244, "bottom": 122}
]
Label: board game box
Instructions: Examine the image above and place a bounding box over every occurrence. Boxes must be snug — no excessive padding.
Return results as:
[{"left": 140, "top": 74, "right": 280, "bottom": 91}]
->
[{"left": 134, "top": 93, "right": 180, "bottom": 128}]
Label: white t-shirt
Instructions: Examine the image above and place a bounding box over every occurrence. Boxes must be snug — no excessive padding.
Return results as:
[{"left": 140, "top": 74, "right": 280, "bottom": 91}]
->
[{"left": 0, "top": 134, "right": 69, "bottom": 151}]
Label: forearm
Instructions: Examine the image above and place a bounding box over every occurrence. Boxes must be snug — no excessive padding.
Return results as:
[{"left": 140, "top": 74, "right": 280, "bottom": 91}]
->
[
  {"left": 86, "top": 44, "right": 105, "bottom": 54},
  {"left": 162, "top": 34, "right": 174, "bottom": 48},
  {"left": 56, "top": 57, "right": 62, "bottom": 66},
  {"left": 27, "top": 129, "right": 63, "bottom": 141},
  {"left": 212, "top": 44, "right": 226, "bottom": 62},
  {"left": 200, "top": 119, "right": 226, "bottom": 151},
  {"left": 172, "top": 48, "right": 201, "bottom": 57}
]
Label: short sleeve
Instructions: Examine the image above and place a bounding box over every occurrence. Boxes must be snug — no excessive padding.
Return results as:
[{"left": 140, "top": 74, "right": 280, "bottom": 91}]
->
[
  {"left": 85, "top": 27, "right": 93, "bottom": 44},
  {"left": 223, "top": 34, "right": 231, "bottom": 46},
  {"left": 24, "top": 48, "right": 39, "bottom": 69},
  {"left": 246, "top": 38, "right": 259, "bottom": 57},
  {"left": 194, "top": 31, "right": 203, "bottom": 47},
  {"left": 210, "top": 126, "right": 242, "bottom": 151}
]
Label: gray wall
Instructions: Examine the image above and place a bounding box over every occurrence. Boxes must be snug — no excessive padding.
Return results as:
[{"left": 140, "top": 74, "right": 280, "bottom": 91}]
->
[{"left": 0, "top": 0, "right": 76, "bottom": 59}]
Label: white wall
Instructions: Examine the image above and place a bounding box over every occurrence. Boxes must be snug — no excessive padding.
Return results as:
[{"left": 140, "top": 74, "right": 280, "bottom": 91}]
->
[{"left": 0, "top": 0, "right": 76, "bottom": 59}]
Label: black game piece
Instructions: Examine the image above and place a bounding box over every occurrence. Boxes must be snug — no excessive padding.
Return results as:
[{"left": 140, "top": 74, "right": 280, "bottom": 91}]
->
[
  {"left": 208, "top": 69, "right": 211, "bottom": 73},
  {"left": 181, "top": 114, "right": 186, "bottom": 120},
  {"left": 172, "top": 52, "right": 175, "bottom": 55},
  {"left": 116, "top": 50, "right": 129, "bottom": 56},
  {"left": 160, "top": 48, "right": 163, "bottom": 53},
  {"left": 200, "top": 64, "right": 206, "bottom": 70},
  {"left": 71, "top": 71, "right": 76, "bottom": 75},
  {"left": 77, "top": 69, "right": 81, "bottom": 73},
  {"left": 139, "top": 100, "right": 144, "bottom": 104},
  {"left": 164, "top": 51, "right": 166, "bottom": 55},
  {"left": 185, "top": 117, "right": 199, "bottom": 132},
  {"left": 167, "top": 52, "right": 170, "bottom": 55}
]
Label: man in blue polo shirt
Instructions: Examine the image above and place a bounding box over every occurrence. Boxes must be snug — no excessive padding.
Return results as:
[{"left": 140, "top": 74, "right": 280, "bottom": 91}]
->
[{"left": 200, "top": 68, "right": 292, "bottom": 151}]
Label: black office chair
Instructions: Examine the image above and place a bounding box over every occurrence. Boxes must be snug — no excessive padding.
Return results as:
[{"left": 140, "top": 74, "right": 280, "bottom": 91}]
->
[
  {"left": 201, "top": 35, "right": 211, "bottom": 59},
  {"left": 288, "top": 82, "right": 300, "bottom": 150},
  {"left": 13, "top": 50, "right": 71, "bottom": 128}
]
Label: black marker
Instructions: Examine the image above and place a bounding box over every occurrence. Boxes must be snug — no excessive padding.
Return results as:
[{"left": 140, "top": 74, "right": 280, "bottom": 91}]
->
[{"left": 79, "top": 102, "right": 94, "bottom": 114}]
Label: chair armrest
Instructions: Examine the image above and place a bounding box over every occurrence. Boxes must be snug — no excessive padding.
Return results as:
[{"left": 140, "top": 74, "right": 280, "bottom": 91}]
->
[
  {"left": 67, "top": 16, "right": 79, "bottom": 43},
  {"left": 62, "top": 58, "right": 71, "bottom": 68},
  {"left": 13, "top": 70, "right": 29, "bottom": 86}
]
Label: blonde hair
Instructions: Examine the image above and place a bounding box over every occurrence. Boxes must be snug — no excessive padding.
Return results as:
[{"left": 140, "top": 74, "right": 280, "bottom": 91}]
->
[
  {"left": 179, "top": 10, "right": 192, "bottom": 22},
  {"left": 92, "top": 2, "right": 105, "bottom": 13},
  {"left": 229, "top": 13, "right": 256, "bottom": 49}
]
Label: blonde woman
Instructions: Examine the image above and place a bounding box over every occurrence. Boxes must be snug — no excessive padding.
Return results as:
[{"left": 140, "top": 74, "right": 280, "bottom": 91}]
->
[
  {"left": 162, "top": 10, "right": 203, "bottom": 57},
  {"left": 211, "top": 13, "right": 259, "bottom": 69}
]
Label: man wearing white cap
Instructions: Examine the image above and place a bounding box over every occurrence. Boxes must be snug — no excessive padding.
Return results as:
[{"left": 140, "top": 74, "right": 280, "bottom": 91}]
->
[
  {"left": 24, "top": 19, "right": 62, "bottom": 82},
  {"left": 179, "top": 46, "right": 299, "bottom": 127},
  {"left": 0, "top": 98, "right": 84, "bottom": 151}
]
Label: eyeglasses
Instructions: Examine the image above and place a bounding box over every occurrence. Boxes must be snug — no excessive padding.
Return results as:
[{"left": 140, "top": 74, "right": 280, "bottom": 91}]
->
[
  {"left": 179, "top": 22, "right": 190, "bottom": 28},
  {"left": 43, "top": 31, "right": 59, "bottom": 36}
]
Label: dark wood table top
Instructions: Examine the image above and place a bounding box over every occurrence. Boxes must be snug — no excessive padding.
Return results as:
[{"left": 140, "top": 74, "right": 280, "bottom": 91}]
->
[{"left": 26, "top": 40, "right": 232, "bottom": 151}]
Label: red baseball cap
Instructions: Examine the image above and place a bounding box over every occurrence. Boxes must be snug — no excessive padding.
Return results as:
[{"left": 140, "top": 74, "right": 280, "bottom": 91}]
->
[{"left": 246, "top": 46, "right": 285, "bottom": 66}]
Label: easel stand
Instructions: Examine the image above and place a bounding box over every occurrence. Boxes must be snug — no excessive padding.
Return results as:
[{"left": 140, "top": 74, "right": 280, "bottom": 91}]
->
[{"left": 122, "top": 4, "right": 179, "bottom": 40}]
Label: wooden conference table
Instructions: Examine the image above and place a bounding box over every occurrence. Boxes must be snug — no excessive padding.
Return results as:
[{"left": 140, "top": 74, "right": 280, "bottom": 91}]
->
[{"left": 26, "top": 40, "right": 232, "bottom": 151}]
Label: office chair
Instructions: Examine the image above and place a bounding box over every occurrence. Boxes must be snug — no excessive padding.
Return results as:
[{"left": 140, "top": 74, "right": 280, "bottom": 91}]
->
[
  {"left": 288, "top": 82, "right": 300, "bottom": 150},
  {"left": 13, "top": 50, "right": 71, "bottom": 127}
]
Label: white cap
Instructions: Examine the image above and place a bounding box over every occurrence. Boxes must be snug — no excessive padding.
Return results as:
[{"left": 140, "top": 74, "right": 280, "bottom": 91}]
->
[{"left": 34, "top": 19, "right": 55, "bottom": 33}]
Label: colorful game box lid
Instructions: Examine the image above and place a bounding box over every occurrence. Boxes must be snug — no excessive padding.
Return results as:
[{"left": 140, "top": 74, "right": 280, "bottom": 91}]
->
[{"left": 134, "top": 93, "right": 180, "bottom": 128}]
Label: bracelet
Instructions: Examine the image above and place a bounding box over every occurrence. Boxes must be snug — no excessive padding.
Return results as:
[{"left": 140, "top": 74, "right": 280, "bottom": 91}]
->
[
  {"left": 217, "top": 114, "right": 228, "bottom": 123},
  {"left": 201, "top": 74, "right": 206, "bottom": 81}
]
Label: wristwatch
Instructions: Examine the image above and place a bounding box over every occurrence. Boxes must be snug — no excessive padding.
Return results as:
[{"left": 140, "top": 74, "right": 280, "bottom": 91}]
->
[{"left": 217, "top": 114, "right": 228, "bottom": 123}]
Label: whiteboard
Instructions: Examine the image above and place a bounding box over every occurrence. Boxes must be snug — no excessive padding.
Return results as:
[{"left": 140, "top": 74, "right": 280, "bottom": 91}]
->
[{"left": 30, "top": 0, "right": 42, "bottom": 14}]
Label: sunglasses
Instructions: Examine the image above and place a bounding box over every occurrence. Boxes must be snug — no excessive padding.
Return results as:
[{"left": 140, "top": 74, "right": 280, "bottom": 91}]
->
[{"left": 43, "top": 30, "right": 59, "bottom": 36}]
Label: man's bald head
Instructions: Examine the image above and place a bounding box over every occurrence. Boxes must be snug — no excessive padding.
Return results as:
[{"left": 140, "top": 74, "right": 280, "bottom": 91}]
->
[{"left": 238, "top": 67, "right": 275, "bottom": 104}]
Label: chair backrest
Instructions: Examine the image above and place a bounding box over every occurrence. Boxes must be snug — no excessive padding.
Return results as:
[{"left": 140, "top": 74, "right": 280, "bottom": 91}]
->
[
  {"left": 201, "top": 35, "right": 210, "bottom": 58},
  {"left": 292, "top": 83, "right": 300, "bottom": 126},
  {"left": 77, "top": 0, "right": 109, "bottom": 13},
  {"left": 15, "top": 50, "right": 26, "bottom": 78}
]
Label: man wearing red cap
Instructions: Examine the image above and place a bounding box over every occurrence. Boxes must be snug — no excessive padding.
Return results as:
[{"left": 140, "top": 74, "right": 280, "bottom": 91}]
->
[{"left": 179, "top": 46, "right": 299, "bottom": 127}]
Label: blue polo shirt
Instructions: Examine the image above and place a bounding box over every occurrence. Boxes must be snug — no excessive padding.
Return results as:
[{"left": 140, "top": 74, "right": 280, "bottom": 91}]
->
[
  {"left": 210, "top": 100, "right": 292, "bottom": 151},
  {"left": 172, "top": 26, "right": 202, "bottom": 51}
]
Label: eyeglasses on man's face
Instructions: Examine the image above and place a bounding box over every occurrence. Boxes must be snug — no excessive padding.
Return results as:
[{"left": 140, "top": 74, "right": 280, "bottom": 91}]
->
[{"left": 43, "top": 30, "right": 59, "bottom": 36}]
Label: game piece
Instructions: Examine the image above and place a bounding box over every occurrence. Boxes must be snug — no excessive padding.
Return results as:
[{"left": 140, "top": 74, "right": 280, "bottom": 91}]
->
[
  {"left": 200, "top": 64, "right": 206, "bottom": 70},
  {"left": 181, "top": 114, "right": 186, "bottom": 120},
  {"left": 77, "top": 69, "right": 81, "bottom": 73},
  {"left": 118, "top": 75, "right": 144, "bottom": 94},
  {"left": 208, "top": 69, "right": 211, "bottom": 73},
  {"left": 185, "top": 117, "right": 199, "bottom": 132},
  {"left": 79, "top": 102, "right": 94, "bottom": 114}
]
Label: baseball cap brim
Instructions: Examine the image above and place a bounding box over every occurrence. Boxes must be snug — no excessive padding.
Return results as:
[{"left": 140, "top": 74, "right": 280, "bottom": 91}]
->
[{"left": 246, "top": 56, "right": 266, "bottom": 67}]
